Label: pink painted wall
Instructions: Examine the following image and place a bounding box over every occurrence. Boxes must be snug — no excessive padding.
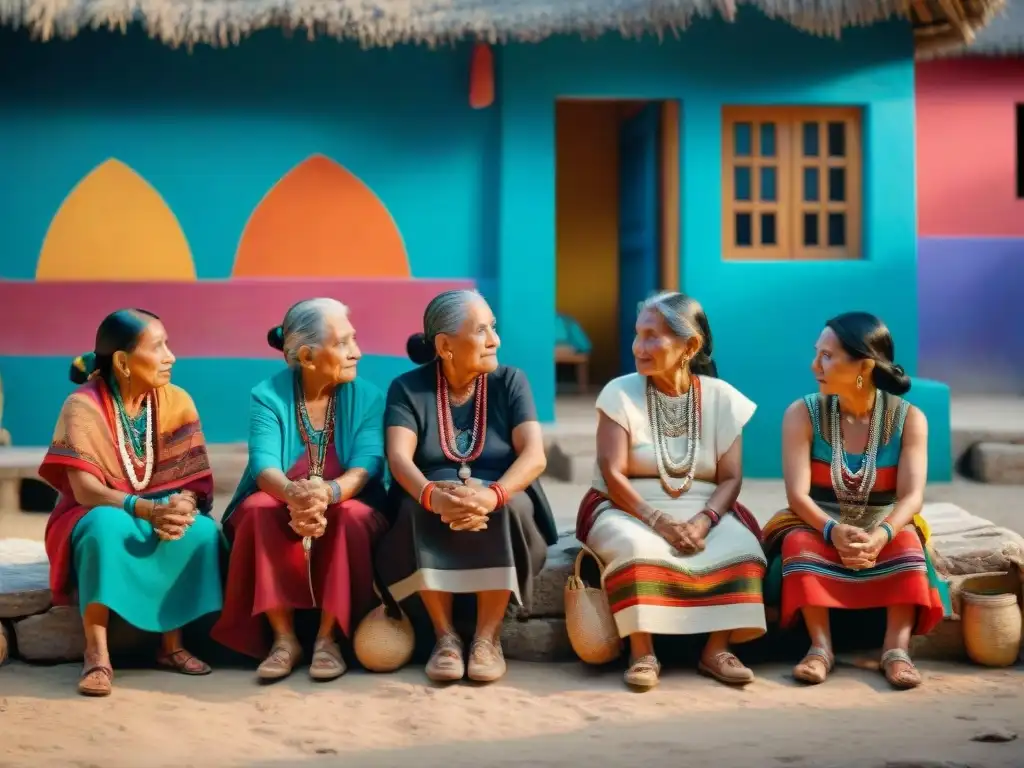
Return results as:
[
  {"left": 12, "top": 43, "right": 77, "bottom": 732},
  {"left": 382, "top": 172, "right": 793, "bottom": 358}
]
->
[{"left": 916, "top": 58, "right": 1024, "bottom": 236}]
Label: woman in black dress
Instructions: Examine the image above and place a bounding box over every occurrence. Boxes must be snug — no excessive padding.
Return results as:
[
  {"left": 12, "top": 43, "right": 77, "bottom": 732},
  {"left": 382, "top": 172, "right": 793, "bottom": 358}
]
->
[{"left": 375, "top": 289, "right": 558, "bottom": 683}]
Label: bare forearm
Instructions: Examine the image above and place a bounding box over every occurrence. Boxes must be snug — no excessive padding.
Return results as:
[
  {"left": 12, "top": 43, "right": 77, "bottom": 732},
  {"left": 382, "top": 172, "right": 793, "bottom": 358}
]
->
[
  {"left": 72, "top": 486, "right": 156, "bottom": 520},
  {"left": 328, "top": 468, "right": 370, "bottom": 502},
  {"left": 496, "top": 448, "right": 546, "bottom": 495},
  {"left": 786, "top": 492, "right": 833, "bottom": 533},
  {"left": 389, "top": 454, "right": 432, "bottom": 500},
  {"left": 699, "top": 478, "right": 741, "bottom": 523},
  {"left": 886, "top": 491, "right": 923, "bottom": 532},
  {"left": 255, "top": 468, "right": 295, "bottom": 504},
  {"left": 602, "top": 469, "right": 660, "bottom": 525}
]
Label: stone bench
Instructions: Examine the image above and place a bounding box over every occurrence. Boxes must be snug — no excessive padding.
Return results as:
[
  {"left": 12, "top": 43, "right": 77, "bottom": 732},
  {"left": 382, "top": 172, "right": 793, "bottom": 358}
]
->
[
  {"left": 0, "top": 447, "right": 47, "bottom": 514},
  {"left": 2, "top": 503, "right": 1022, "bottom": 667}
]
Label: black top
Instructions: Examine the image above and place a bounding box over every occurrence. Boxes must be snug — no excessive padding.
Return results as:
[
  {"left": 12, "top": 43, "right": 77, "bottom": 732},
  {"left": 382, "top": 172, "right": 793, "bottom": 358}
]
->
[{"left": 385, "top": 363, "right": 558, "bottom": 545}]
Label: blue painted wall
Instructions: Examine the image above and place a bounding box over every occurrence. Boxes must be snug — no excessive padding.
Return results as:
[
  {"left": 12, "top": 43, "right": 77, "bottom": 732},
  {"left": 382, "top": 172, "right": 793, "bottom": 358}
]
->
[{"left": 0, "top": 18, "right": 946, "bottom": 479}]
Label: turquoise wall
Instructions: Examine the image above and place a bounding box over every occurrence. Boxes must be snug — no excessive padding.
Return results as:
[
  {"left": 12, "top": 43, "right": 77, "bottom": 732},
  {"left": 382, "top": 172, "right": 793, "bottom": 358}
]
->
[{"left": 0, "top": 18, "right": 947, "bottom": 479}]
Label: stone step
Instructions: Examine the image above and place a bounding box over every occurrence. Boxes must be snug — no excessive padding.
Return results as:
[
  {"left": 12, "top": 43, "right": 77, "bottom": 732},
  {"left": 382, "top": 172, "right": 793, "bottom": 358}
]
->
[
  {"left": 544, "top": 435, "right": 596, "bottom": 484},
  {"left": 966, "top": 442, "right": 1024, "bottom": 485}
]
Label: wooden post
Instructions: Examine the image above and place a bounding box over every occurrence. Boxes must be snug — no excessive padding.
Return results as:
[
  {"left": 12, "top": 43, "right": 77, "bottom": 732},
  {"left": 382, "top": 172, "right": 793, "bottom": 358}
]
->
[{"left": 659, "top": 100, "right": 681, "bottom": 292}]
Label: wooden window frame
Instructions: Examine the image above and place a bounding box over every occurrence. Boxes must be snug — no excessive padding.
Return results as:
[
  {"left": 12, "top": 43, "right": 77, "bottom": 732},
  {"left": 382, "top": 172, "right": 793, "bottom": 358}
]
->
[{"left": 722, "top": 107, "right": 863, "bottom": 261}]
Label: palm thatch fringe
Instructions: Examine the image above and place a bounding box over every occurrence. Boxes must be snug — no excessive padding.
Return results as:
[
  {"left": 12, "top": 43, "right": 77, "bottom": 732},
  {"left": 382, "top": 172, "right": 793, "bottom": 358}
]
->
[
  {"left": 919, "top": 0, "right": 1023, "bottom": 56},
  {"left": 0, "top": 0, "right": 1006, "bottom": 52}
]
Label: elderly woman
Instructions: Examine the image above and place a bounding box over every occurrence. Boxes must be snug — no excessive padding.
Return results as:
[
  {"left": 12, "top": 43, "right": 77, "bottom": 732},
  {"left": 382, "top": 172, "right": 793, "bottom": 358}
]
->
[
  {"left": 576, "top": 292, "right": 766, "bottom": 690},
  {"left": 211, "top": 298, "right": 388, "bottom": 682},
  {"left": 762, "top": 312, "right": 949, "bottom": 690},
  {"left": 39, "top": 309, "right": 222, "bottom": 697},
  {"left": 374, "top": 289, "right": 558, "bottom": 683}
]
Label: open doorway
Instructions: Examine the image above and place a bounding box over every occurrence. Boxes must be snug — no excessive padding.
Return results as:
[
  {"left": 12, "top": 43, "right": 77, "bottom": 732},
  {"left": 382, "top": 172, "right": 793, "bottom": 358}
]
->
[{"left": 554, "top": 99, "right": 681, "bottom": 397}]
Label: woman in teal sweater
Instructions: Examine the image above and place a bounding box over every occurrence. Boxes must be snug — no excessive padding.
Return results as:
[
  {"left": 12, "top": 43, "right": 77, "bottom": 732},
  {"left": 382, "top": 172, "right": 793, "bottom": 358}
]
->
[{"left": 211, "top": 298, "right": 388, "bottom": 683}]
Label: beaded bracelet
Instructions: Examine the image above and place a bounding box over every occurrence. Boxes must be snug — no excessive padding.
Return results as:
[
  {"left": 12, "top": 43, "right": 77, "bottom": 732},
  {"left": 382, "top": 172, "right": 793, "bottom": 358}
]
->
[
  {"left": 327, "top": 480, "right": 342, "bottom": 505},
  {"left": 419, "top": 481, "right": 437, "bottom": 512},
  {"left": 879, "top": 521, "right": 895, "bottom": 544},
  {"left": 490, "top": 482, "right": 509, "bottom": 509},
  {"left": 700, "top": 507, "right": 721, "bottom": 526},
  {"left": 822, "top": 519, "right": 837, "bottom": 543}
]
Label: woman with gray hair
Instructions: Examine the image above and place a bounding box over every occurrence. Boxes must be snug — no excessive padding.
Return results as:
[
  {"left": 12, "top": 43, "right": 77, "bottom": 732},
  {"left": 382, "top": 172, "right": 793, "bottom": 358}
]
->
[
  {"left": 373, "top": 289, "right": 557, "bottom": 683},
  {"left": 575, "top": 292, "right": 767, "bottom": 690},
  {"left": 212, "top": 298, "right": 389, "bottom": 683}
]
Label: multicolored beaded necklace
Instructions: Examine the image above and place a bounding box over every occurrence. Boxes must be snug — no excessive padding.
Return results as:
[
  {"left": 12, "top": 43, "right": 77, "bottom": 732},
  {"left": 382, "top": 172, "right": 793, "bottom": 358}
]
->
[
  {"left": 293, "top": 371, "right": 337, "bottom": 605},
  {"left": 109, "top": 379, "right": 154, "bottom": 491},
  {"left": 436, "top": 362, "right": 487, "bottom": 481}
]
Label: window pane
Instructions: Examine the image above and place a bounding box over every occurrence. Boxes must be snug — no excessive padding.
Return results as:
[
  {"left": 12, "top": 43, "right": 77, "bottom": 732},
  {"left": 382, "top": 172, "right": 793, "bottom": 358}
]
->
[
  {"left": 827, "top": 122, "right": 846, "bottom": 157},
  {"left": 803, "top": 167, "right": 820, "bottom": 202},
  {"left": 802, "top": 122, "right": 819, "bottom": 157},
  {"left": 828, "top": 213, "right": 846, "bottom": 246},
  {"left": 828, "top": 167, "right": 846, "bottom": 202},
  {"left": 761, "top": 213, "right": 777, "bottom": 246},
  {"left": 759, "top": 123, "right": 776, "bottom": 157},
  {"left": 736, "top": 213, "right": 753, "bottom": 246},
  {"left": 803, "top": 213, "right": 819, "bottom": 246},
  {"left": 759, "top": 166, "right": 777, "bottom": 202},
  {"left": 734, "top": 166, "right": 751, "bottom": 201},
  {"left": 734, "top": 123, "right": 752, "bottom": 156}
]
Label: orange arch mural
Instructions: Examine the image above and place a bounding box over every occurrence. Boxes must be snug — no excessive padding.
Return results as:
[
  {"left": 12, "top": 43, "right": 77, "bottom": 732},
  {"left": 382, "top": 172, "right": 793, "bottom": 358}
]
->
[
  {"left": 232, "top": 154, "right": 410, "bottom": 278},
  {"left": 37, "top": 159, "right": 196, "bottom": 281}
]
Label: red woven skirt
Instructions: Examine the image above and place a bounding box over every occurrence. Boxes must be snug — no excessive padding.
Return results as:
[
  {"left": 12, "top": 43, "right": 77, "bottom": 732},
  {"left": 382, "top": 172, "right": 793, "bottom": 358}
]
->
[
  {"left": 779, "top": 527, "right": 945, "bottom": 636},
  {"left": 212, "top": 492, "right": 387, "bottom": 659}
]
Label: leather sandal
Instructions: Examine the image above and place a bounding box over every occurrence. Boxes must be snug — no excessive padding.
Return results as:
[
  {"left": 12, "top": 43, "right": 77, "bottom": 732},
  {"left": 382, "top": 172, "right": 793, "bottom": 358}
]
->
[
  {"left": 698, "top": 651, "right": 755, "bottom": 686},
  {"left": 623, "top": 654, "right": 661, "bottom": 690},
  {"left": 257, "top": 635, "right": 302, "bottom": 681},
  {"left": 157, "top": 648, "right": 212, "bottom": 676},
  {"left": 793, "top": 646, "right": 834, "bottom": 685},
  {"left": 309, "top": 637, "right": 347, "bottom": 682},
  {"left": 880, "top": 648, "right": 922, "bottom": 690},
  {"left": 78, "top": 664, "right": 114, "bottom": 697},
  {"left": 467, "top": 637, "right": 507, "bottom": 683},
  {"left": 425, "top": 632, "right": 465, "bottom": 683}
]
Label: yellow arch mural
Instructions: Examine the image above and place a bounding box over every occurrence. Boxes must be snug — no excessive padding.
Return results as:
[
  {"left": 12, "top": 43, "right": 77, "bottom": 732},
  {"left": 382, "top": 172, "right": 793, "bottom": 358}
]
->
[
  {"left": 232, "top": 154, "right": 410, "bottom": 278},
  {"left": 37, "top": 159, "right": 196, "bottom": 281}
]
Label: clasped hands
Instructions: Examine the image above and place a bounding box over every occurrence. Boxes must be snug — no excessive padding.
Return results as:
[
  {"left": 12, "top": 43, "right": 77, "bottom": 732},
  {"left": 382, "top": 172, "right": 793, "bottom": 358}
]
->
[
  {"left": 430, "top": 480, "right": 497, "bottom": 532},
  {"left": 650, "top": 509, "right": 711, "bottom": 555},
  {"left": 285, "top": 478, "right": 332, "bottom": 539},
  {"left": 150, "top": 490, "right": 198, "bottom": 541},
  {"left": 829, "top": 523, "right": 888, "bottom": 570}
]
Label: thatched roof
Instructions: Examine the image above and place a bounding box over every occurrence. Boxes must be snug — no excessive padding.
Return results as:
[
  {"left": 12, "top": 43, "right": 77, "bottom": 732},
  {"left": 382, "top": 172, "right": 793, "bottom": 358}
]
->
[
  {"left": 0, "top": 0, "right": 1006, "bottom": 54},
  {"left": 921, "top": 0, "right": 1023, "bottom": 55}
]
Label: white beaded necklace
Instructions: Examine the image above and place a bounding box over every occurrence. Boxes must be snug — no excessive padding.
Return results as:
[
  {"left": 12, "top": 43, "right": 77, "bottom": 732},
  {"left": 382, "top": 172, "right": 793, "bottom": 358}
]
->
[
  {"left": 646, "top": 376, "right": 702, "bottom": 497},
  {"left": 113, "top": 392, "right": 154, "bottom": 491}
]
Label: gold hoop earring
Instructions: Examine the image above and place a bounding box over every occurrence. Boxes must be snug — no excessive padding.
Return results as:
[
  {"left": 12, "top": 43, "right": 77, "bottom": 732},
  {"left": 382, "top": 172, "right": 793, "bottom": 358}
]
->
[
  {"left": 447, "top": 352, "right": 453, "bottom": 361},
  {"left": 856, "top": 375, "right": 863, "bottom": 390}
]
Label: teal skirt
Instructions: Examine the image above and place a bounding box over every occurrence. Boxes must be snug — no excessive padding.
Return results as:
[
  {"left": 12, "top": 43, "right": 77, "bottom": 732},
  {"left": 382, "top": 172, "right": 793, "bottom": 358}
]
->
[{"left": 71, "top": 506, "right": 223, "bottom": 633}]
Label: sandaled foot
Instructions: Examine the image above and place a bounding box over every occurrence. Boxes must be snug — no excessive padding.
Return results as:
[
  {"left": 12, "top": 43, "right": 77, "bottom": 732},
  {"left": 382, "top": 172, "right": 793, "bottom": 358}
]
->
[
  {"left": 309, "top": 637, "right": 347, "bottom": 682},
  {"left": 157, "top": 648, "right": 212, "bottom": 676},
  {"left": 698, "top": 651, "right": 755, "bottom": 686},
  {"left": 78, "top": 663, "right": 113, "bottom": 697},
  {"left": 623, "top": 654, "right": 661, "bottom": 690},
  {"left": 467, "top": 637, "right": 507, "bottom": 683},
  {"left": 880, "top": 648, "right": 922, "bottom": 690},
  {"left": 793, "top": 646, "right": 833, "bottom": 685},
  {"left": 257, "top": 635, "right": 302, "bottom": 682},
  {"left": 425, "top": 632, "right": 465, "bottom": 683}
]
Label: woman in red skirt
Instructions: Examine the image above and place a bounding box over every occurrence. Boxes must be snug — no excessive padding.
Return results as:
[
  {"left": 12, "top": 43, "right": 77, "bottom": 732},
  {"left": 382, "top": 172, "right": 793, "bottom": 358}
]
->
[
  {"left": 763, "top": 312, "right": 949, "bottom": 691},
  {"left": 212, "top": 298, "right": 388, "bottom": 682}
]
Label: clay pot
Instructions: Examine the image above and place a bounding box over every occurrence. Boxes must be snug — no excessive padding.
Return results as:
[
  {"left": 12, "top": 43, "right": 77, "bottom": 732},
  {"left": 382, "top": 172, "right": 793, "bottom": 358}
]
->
[{"left": 961, "top": 573, "right": 1022, "bottom": 668}]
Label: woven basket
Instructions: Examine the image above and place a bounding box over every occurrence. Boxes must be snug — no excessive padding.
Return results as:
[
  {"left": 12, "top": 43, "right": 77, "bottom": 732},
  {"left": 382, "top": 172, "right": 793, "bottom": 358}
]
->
[
  {"left": 353, "top": 603, "right": 415, "bottom": 673},
  {"left": 961, "top": 573, "right": 1022, "bottom": 668},
  {"left": 564, "top": 545, "right": 621, "bottom": 665}
]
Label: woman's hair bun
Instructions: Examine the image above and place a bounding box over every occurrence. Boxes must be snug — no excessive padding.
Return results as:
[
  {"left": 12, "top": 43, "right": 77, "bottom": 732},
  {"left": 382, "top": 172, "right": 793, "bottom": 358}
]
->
[
  {"left": 69, "top": 352, "right": 97, "bottom": 385},
  {"left": 872, "top": 362, "right": 911, "bottom": 396},
  {"left": 267, "top": 325, "right": 285, "bottom": 351},
  {"left": 406, "top": 332, "right": 436, "bottom": 365}
]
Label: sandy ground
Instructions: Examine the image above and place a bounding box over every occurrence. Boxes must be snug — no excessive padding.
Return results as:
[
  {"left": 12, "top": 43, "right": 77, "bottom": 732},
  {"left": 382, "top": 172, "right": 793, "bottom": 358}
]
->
[
  {"left": 2, "top": 476, "right": 1022, "bottom": 767},
  {"left": 0, "top": 659, "right": 1022, "bottom": 768}
]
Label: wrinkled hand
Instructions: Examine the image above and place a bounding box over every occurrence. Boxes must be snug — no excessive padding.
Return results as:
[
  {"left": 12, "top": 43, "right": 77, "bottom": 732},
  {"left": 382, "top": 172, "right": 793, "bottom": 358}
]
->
[
  {"left": 286, "top": 480, "right": 329, "bottom": 538},
  {"left": 829, "top": 523, "right": 870, "bottom": 558},
  {"left": 672, "top": 516, "right": 712, "bottom": 555},
  {"left": 151, "top": 495, "right": 196, "bottom": 541},
  {"left": 432, "top": 483, "right": 490, "bottom": 532}
]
